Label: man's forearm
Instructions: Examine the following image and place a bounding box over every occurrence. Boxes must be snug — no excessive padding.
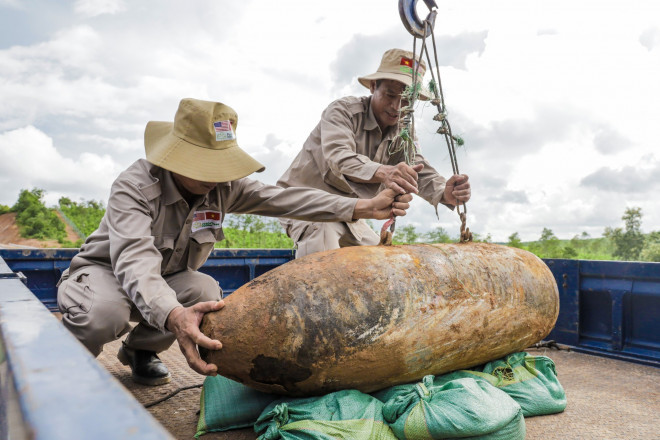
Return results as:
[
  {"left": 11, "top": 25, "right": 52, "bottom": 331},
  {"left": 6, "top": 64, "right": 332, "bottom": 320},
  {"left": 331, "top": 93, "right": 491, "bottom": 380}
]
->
[
  {"left": 346, "top": 166, "right": 383, "bottom": 185},
  {"left": 352, "top": 199, "right": 374, "bottom": 220}
]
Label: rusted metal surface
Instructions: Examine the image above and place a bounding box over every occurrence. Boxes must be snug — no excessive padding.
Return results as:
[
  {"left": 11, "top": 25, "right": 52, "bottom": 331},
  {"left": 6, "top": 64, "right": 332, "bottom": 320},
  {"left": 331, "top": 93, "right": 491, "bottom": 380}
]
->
[{"left": 200, "top": 243, "right": 559, "bottom": 396}]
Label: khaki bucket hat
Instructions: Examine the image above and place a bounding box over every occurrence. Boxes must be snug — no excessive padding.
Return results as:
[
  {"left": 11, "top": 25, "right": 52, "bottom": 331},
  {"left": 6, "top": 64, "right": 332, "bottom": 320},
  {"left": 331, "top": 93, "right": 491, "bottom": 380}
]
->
[
  {"left": 358, "top": 48, "right": 430, "bottom": 100},
  {"left": 144, "top": 98, "right": 265, "bottom": 183}
]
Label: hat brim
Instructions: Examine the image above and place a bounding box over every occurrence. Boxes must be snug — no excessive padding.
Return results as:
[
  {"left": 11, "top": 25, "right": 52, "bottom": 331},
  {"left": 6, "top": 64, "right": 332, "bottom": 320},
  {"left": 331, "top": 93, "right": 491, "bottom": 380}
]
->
[
  {"left": 358, "top": 72, "right": 431, "bottom": 101},
  {"left": 144, "top": 122, "right": 265, "bottom": 183}
]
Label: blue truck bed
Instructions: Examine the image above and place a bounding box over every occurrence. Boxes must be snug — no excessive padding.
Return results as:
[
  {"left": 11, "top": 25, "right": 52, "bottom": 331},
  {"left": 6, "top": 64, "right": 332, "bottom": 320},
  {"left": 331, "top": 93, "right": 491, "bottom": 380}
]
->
[{"left": 1, "top": 248, "right": 659, "bottom": 438}]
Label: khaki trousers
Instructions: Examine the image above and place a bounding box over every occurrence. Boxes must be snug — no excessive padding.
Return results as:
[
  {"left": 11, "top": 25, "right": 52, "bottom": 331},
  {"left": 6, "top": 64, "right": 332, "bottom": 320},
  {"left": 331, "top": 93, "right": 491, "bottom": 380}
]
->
[
  {"left": 57, "top": 265, "right": 221, "bottom": 357},
  {"left": 283, "top": 219, "right": 380, "bottom": 258}
]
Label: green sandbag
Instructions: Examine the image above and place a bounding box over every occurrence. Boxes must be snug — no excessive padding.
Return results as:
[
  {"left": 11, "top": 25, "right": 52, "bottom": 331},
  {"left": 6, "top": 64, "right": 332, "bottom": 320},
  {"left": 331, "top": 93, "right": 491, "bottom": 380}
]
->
[
  {"left": 195, "top": 375, "right": 278, "bottom": 437},
  {"left": 254, "top": 389, "right": 397, "bottom": 440},
  {"left": 437, "top": 352, "right": 567, "bottom": 417},
  {"left": 376, "top": 376, "right": 525, "bottom": 440}
]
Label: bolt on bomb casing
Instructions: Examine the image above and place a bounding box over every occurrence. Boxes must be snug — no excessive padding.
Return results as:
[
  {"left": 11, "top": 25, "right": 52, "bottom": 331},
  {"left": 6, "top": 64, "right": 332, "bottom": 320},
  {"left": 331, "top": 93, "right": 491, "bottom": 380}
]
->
[{"left": 200, "top": 242, "right": 559, "bottom": 396}]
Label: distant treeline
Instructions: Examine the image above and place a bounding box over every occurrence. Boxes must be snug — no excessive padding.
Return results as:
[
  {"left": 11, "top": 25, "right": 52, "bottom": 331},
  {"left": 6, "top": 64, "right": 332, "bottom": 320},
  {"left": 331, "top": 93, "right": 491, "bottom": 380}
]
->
[{"left": 2, "top": 188, "right": 659, "bottom": 262}]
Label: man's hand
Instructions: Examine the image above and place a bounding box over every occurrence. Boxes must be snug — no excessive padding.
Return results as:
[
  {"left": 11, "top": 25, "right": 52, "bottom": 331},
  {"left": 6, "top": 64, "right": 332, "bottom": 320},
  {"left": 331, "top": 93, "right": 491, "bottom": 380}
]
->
[
  {"left": 166, "top": 300, "right": 224, "bottom": 376},
  {"left": 374, "top": 163, "right": 424, "bottom": 195},
  {"left": 443, "top": 174, "right": 471, "bottom": 206},
  {"left": 353, "top": 188, "right": 413, "bottom": 220}
]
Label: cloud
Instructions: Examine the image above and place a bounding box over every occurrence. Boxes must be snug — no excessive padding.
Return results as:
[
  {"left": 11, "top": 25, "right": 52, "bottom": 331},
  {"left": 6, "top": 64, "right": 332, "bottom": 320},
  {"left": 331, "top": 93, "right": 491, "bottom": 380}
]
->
[
  {"left": 580, "top": 160, "right": 660, "bottom": 193},
  {"left": 75, "top": 133, "right": 142, "bottom": 154},
  {"left": 247, "top": 133, "right": 302, "bottom": 186},
  {"left": 489, "top": 190, "right": 530, "bottom": 204},
  {"left": 329, "top": 33, "right": 409, "bottom": 92},
  {"left": 434, "top": 31, "right": 488, "bottom": 70},
  {"left": 0, "top": 126, "right": 122, "bottom": 205},
  {"left": 0, "top": 25, "right": 108, "bottom": 124},
  {"left": 257, "top": 67, "right": 324, "bottom": 93},
  {"left": 444, "top": 103, "right": 576, "bottom": 158},
  {"left": 639, "top": 26, "right": 660, "bottom": 51},
  {"left": 74, "top": 0, "right": 126, "bottom": 17},
  {"left": 592, "top": 126, "right": 632, "bottom": 155}
]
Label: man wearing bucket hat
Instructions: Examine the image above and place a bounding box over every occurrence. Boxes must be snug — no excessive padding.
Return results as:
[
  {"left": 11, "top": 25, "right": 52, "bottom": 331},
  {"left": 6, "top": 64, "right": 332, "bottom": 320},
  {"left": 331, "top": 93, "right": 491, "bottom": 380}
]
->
[
  {"left": 277, "top": 48, "right": 471, "bottom": 257},
  {"left": 57, "top": 98, "right": 412, "bottom": 385}
]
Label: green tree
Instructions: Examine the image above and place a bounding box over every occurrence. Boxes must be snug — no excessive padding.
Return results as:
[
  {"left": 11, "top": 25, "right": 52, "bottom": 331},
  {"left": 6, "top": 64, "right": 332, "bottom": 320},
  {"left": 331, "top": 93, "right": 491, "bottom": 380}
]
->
[
  {"left": 12, "top": 188, "right": 65, "bottom": 240},
  {"left": 218, "top": 214, "right": 292, "bottom": 248},
  {"left": 473, "top": 232, "right": 492, "bottom": 243},
  {"left": 58, "top": 197, "right": 106, "bottom": 238},
  {"left": 541, "top": 228, "right": 561, "bottom": 257},
  {"left": 605, "top": 207, "right": 645, "bottom": 261},
  {"left": 529, "top": 228, "right": 562, "bottom": 258},
  {"left": 640, "top": 231, "right": 660, "bottom": 262},
  {"left": 423, "top": 226, "right": 451, "bottom": 243},
  {"left": 225, "top": 214, "right": 266, "bottom": 233},
  {"left": 393, "top": 224, "right": 419, "bottom": 244},
  {"left": 561, "top": 246, "right": 578, "bottom": 259},
  {"left": 0, "top": 204, "right": 10, "bottom": 215},
  {"left": 507, "top": 232, "right": 523, "bottom": 248}
]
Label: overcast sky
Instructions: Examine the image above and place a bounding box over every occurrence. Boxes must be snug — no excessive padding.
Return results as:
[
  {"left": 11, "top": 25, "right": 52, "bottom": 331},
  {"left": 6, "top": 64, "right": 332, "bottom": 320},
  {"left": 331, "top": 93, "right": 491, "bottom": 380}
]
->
[{"left": 0, "top": 0, "right": 658, "bottom": 242}]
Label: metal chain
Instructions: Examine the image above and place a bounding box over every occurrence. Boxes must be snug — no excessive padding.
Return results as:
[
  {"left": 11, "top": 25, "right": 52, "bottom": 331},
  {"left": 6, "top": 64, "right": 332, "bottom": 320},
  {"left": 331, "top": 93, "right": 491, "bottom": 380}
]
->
[{"left": 400, "top": 10, "right": 473, "bottom": 243}]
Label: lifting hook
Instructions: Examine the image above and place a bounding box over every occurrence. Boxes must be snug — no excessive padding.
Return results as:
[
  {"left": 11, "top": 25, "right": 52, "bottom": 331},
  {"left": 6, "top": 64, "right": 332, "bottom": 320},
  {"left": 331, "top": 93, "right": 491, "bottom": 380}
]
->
[{"left": 398, "top": 0, "right": 438, "bottom": 38}]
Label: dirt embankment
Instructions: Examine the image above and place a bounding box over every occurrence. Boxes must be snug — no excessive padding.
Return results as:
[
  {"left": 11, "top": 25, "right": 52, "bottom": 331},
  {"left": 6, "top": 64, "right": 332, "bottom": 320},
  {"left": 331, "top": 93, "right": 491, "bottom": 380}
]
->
[{"left": 0, "top": 212, "right": 81, "bottom": 249}]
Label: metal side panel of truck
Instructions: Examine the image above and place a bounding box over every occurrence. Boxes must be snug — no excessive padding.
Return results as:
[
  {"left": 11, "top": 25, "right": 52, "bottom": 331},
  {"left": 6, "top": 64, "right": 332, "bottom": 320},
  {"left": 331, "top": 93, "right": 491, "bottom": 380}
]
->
[{"left": 0, "top": 248, "right": 659, "bottom": 439}]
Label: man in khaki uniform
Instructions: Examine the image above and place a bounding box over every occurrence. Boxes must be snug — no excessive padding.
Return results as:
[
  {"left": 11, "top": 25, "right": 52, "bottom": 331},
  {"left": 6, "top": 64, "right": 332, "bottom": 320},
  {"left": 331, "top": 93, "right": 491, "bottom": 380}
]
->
[
  {"left": 277, "top": 48, "right": 472, "bottom": 258},
  {"left": 57, "top": 98, "right": 412, "bottom": 385}
]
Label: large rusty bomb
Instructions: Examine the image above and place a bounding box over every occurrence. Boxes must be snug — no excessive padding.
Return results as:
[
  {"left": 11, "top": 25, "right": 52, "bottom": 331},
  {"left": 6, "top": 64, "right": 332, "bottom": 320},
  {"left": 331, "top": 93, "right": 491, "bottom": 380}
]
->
[{"left": 200, "top": 243, "right": 559, "bottom": 396}]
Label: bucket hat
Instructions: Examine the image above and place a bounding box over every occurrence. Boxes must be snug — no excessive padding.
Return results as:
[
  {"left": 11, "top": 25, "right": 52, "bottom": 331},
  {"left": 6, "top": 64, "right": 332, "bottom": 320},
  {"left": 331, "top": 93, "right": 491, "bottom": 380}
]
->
[
  {"left": 358, "top": 48, "right": 430, "bottom": 100},
  {"left": 144, "top": 98, "right": 265, "bottom": 183}
]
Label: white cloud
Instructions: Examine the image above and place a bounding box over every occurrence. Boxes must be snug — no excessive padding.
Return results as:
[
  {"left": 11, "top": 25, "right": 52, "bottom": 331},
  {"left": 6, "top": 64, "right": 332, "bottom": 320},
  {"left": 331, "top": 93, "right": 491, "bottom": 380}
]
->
[
  {"left": 639, "top": 26, "right": 660, "bottom": 51},
  {"left": 0, "top": 126, "right": 122, "bottom": 206},
  {"left": 74, "top": 0, "right": 126, "bottom": 18},
  {"left": 592, "top": 126, "right": 633, "bottom": 155}
]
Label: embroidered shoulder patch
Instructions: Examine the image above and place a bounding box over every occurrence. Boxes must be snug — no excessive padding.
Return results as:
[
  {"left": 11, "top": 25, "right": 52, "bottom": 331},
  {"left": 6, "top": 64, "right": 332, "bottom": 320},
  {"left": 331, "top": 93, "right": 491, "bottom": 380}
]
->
[{"left": 192, "top": 210, "right": 222, "bottom": 233}]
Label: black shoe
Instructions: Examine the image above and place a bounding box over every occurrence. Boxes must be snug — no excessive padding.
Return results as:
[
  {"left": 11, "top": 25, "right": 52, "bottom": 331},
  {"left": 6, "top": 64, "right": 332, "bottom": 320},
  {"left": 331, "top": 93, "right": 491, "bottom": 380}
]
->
[{"left": 117, "top": 343, "right": 171, "bottom": 386}]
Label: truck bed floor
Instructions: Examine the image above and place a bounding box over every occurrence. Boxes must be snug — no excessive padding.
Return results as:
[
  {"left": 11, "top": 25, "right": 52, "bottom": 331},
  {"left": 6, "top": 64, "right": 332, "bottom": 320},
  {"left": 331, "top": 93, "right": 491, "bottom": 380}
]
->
[{"left": 97, "top": 339, "right": 660, "bottom": 440}]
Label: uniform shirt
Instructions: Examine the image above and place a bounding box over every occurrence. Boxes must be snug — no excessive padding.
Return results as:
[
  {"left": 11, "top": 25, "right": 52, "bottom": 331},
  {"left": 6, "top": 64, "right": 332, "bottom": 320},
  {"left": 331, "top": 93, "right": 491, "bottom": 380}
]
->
[
  {"left": 66, "top": 159, "right": 357, "bottom": 332},
  {"left": 277, "top": 95, "right": 451, "bottom": 210}
]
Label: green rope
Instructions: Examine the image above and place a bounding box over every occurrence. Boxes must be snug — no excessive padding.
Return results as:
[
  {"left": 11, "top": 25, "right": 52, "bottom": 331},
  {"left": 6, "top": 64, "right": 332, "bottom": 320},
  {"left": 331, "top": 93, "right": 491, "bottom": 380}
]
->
[
  {"left": 403, "top": 82, "right": 422, "bottom": 102},
  {"left": 428, "top": 78, "right": 438, "bottom": 97},
  {"left": 387, "top": 83, "right": 421, "bottom": 166},
  {"left": 399, "top": 127, "right": 412, "bottom": 142},
  {"left": 387, "top": 136, "right": 416, "bottom": 166}
]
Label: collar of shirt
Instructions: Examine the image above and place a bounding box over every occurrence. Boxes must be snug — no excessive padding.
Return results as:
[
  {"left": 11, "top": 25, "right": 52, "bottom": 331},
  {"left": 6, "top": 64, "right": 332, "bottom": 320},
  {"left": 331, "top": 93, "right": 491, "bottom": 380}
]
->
[
  {"left": 364, "top": 96, "right": 398, "bottom": 141},
  {"left": 160, "top": 168, "right": 213, "bottom": 210}
]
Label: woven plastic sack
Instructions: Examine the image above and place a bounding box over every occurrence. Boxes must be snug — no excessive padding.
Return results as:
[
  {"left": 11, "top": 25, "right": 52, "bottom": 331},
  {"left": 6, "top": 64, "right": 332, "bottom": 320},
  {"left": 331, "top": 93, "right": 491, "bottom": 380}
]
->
[
  {"left": 195, "top": 375, "right": 278, "bottom": 438},
  {"left": 254, "top": 389, "right": 397, "bottom": 440},
  {"left": 374, "top": 376, "right": 525, "bottom": 440},
  {"left": 436, "top": 352, "right": 567, "bottom": 417}
]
